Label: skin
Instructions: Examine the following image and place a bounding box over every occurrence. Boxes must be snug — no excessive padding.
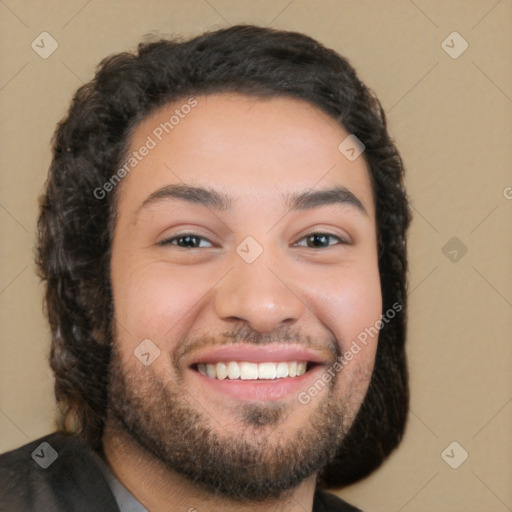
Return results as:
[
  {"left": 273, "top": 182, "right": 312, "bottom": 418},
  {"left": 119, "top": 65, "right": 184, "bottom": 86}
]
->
[{"left": 104, "top": 93, "right": 382, "bottom": 511}]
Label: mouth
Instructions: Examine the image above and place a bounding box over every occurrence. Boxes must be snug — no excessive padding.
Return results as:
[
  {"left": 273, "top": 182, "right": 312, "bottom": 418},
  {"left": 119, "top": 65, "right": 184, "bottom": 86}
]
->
[
  {"left": 195, "top": 360, "right": 315, "bottom": 380},
  {"left": 186, "top": 345, "right": 330, "bottom": 401}
]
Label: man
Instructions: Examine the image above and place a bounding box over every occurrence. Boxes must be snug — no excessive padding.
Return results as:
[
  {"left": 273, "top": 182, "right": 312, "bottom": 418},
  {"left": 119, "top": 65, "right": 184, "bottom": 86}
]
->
[{"left": 0, "top": 25, "right": 410, "bottom": 511}]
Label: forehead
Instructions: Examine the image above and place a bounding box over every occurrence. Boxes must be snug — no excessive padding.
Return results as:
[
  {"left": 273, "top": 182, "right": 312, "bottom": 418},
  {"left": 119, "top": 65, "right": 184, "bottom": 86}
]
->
[{"left": 118, "top": 93, "right": 375, "bottom": 218}]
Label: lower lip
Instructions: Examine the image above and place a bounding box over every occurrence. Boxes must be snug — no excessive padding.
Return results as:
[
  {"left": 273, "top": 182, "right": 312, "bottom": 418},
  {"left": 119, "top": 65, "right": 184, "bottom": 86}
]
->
[{"left": 190, "top": 365, "right": 325, "bottom": 401}]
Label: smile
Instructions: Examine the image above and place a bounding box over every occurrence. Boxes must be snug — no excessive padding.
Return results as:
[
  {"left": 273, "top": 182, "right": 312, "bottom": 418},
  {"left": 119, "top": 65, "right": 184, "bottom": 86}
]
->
[
  {"left": 196, "top": 361, "right": 309, "bottom": 380},
  {"left": 186, "top": 344, "right": 330, "bottom": 400}
]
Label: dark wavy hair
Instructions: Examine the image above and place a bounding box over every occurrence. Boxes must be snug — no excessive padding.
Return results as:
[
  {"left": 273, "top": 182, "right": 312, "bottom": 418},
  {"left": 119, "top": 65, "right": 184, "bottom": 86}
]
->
[{"left": 36, "top": 24, "right": 411, "bottom": 488}]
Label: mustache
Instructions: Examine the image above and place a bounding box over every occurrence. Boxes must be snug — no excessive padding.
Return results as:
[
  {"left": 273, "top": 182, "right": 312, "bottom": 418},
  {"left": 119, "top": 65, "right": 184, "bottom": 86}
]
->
[{"left": 175, "top": 324, "right": 340, "bottom": 362}]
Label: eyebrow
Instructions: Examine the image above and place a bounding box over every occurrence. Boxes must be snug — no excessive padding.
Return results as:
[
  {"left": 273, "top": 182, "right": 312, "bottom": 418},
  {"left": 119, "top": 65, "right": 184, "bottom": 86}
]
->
[
  {"left": 139, "top": 184, "right": 232, "bottom": 212},
  {"left": 285, "top": 186, "right": 367, "bottom": 215},
  {"left": 138, "top": 184, "right": 367, "bottom": 216}
]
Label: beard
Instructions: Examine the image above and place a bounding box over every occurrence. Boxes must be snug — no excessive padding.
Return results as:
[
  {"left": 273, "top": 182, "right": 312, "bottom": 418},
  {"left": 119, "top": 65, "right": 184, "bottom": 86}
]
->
[{"left": 105, "top": 327, "right": 369, "bottom": 502}]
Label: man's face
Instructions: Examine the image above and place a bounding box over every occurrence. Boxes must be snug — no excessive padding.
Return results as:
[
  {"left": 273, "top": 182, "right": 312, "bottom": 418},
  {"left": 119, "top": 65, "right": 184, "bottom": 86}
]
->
[{"left": 108, "top": 93, "right": 382, "bottom": 499}]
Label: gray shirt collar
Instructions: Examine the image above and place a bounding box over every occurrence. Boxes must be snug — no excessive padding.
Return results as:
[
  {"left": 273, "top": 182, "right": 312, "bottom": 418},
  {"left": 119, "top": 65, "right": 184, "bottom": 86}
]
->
[{"left": 91, "top": 451, "right": 148, "bottom": 512}]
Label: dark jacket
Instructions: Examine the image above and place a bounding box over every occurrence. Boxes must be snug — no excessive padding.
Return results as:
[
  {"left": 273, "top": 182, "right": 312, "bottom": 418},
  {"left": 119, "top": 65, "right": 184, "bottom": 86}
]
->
[{"left": 0, "top": 433, "right": 361, "bottom": 512}]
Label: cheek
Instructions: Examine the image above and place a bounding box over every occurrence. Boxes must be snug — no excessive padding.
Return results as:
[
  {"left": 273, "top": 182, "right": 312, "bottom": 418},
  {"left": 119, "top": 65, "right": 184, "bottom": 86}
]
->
[
  {"left": 111, "top": 259, "right": 212, "bottom": 341},
  {"left": 305, "top": 261, "right": 382, "bottom": 360}
]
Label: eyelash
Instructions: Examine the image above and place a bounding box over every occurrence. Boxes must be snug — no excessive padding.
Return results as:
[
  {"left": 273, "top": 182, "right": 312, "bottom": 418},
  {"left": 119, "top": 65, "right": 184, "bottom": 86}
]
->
[{"left": 157, "top": 231, "right": 349, "bottom": 249}]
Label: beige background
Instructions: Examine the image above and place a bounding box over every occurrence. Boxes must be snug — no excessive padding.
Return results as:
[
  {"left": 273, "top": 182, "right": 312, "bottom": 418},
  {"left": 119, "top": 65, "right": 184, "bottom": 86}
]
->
[{"left": 1, "top": 1, "right": 511, "bottom": 510}]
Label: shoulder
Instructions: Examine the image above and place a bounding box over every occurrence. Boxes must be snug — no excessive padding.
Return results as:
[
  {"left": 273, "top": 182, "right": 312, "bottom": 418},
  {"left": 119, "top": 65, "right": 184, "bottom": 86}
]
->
[
  {"left": 0, "top": 432, "right": 119, "bottom": 512},
  {"left": 313, "top": 489, "right": 362, "bottom": 512}
]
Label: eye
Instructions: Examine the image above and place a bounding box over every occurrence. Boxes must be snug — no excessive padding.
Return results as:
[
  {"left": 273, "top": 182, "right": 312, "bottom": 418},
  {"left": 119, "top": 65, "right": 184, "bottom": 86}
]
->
[
  {"left": 157, "top": 233, "right": 213, "bottom": 248},
  {"left": 294, "top": 232, "right": 348, "bottom": 249}
]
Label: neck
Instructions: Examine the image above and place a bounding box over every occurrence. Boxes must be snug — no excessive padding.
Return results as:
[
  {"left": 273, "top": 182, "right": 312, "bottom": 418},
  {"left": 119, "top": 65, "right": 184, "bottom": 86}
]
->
[{"left": 102, "top": 422, "right": 318, "bottom": 512}]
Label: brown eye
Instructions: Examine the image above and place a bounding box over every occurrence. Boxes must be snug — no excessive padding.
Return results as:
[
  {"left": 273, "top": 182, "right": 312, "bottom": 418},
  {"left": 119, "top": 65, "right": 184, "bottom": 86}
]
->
[
  {"left": 158, "top": 234, "right": 213, "bottom": 248},
  {"left": 295, "top": 233, "right": 345, "bottom": 249}
]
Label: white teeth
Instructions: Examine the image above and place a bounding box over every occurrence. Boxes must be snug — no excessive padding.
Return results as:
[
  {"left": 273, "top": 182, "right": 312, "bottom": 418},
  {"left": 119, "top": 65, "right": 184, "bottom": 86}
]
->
[
  {"left": 276, "top": 362, "right": 289, "bottom": 378},
  {"left": 206, "top": 364, "right": 216, "bottom": 378},
  {"left": 258, "top": 362, "right": 277, "bottom": 379},
  {"left": 240, "top": 362, "right": 259, "bottom": 380},
  {"left": 216, "top": 362, "right": 228, "bottom": 380},
  {"left": 227, "top": 361, "right": 240, "bottom": 379},
  {"left": 197, "top": 361, "right": 309, "bottom": 380}
]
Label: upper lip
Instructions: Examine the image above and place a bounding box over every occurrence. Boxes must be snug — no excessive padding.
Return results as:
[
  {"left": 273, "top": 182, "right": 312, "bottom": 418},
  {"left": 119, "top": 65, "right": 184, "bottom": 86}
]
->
[{"left": 186, "top": 344, "right": 333, "bottom": 367}]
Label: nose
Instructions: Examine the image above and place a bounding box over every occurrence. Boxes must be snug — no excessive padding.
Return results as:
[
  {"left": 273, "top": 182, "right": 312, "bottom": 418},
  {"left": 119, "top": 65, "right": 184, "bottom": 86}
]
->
[{"left": 213, "top": 254, "right": 306, "bottom": 333}]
